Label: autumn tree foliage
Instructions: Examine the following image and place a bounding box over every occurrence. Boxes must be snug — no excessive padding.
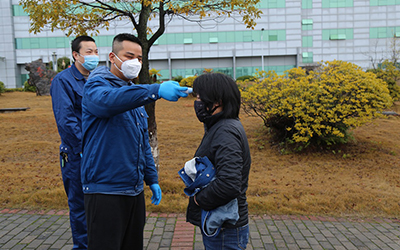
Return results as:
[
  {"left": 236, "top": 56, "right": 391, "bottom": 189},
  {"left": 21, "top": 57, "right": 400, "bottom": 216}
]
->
[
  {"left": 20, "top": 0, "right": 262, "bottom": 167},
  {"left": 240, "top": 60, "right": 393, "bottom": 151}
]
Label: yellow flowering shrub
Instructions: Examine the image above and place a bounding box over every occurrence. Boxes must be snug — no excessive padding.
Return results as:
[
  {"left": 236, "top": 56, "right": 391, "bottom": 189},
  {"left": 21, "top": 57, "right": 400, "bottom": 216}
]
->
[
  {"left": 179, "top": 76, "right": 197, "bottom": 88},
  {"left": 367, "top": 60, "right": 400, "bottom": 101},
  {"left": 240, "top": 60, "right": 393, "bottom": 150}
]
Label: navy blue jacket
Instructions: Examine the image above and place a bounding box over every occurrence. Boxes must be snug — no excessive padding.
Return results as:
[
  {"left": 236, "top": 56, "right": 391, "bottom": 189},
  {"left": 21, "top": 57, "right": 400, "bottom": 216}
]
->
[
  {"left": 81, "top": 66, "right": 160, "bottom": 195},
  {"left": 50, "top": 64, "right": 85, "bottom": 155}
]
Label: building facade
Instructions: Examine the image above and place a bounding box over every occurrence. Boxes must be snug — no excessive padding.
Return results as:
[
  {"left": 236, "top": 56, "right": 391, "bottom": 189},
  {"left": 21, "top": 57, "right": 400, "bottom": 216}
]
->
[{"left": 1, "top": 0, "right": 399, "bottom": 88}]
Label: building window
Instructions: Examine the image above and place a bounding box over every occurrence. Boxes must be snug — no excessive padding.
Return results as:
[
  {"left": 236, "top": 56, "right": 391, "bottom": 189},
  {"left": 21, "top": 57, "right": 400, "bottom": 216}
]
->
[
  {"left": 330, "top": 34, "right": 346, "bottom": 40},
  {"left": 302, "top": 0, "right": 313, "bottom": 9},
  {"left": 12, "top": 5, "right": 29, "bottom": 16},
  {"left": 302, "top": 36, "right": 313, "bottom": 47},
  {"left": 370, "top": 0, "right": 400, "bottom": 6},
  {"left": 322, "top": 0, "right": 353, "bottom": 8},
  {"left": 302, "top": 52, "right": 314, "bottom": 64},
  {"left": 258, "top": 0, "right": 286, "bottom": 8},
  {"left": 183, "top": 38, "right": 193, "bottom": 44},
  {"left": 209, "top": 37, "right": 218, "bottom": 43},
  {"left": 269, "top": 35, "right": 278, "bottom": 41},
  {"left": 322, "top": 29, "right": 353, "bottom": 40},
  {"left": 302, "top": 19, "right": 313, "bottom": 31}
]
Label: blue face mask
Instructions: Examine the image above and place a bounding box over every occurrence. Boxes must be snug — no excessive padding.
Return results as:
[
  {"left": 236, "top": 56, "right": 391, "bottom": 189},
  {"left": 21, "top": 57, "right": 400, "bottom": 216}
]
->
[{"left": 78, "top": 54, "right": 99, "bottom": 71}]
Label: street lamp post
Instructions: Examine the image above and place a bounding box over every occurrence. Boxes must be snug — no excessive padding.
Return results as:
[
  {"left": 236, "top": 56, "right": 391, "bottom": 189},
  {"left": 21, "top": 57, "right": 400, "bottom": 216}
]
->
[
  {"left": 261, "top": 28, "right": 264, "bottom": 72},
  {"left": 52, "top": 52, "right": 57, "bottom": 72}
]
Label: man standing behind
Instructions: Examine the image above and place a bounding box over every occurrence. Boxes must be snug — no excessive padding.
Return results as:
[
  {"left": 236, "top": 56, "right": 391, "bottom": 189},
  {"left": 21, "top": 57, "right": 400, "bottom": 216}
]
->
[
  {"left": 81, "top": 33, "right": 188, "bottom": 249},
  {"left": 50, "top": 35, "right": 99, "bottom": 250}
]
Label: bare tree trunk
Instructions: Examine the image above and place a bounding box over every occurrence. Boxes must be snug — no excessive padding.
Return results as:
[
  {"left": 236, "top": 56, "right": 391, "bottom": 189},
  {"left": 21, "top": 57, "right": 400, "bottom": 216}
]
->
[
  {"left": 135, "top": 3, "right": 166, "bottom": 171},
  {"left": 145, "top": 102, "right": 159, "bottom": 170},
  {"left": 137, "top": 17, "right": 160, "bottom": 170}
]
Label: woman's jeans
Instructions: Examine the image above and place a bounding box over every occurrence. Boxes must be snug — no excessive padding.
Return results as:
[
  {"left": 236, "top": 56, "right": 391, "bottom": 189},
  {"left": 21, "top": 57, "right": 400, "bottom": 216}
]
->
[{"left": 202, "top": 224, "right": 249, "bottom": 250}]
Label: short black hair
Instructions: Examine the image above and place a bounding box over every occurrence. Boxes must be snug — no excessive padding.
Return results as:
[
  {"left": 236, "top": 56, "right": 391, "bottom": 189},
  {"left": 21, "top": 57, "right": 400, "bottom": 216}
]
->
[
  {"left": 112, "top": 33, "right": 142, "bottom": 54},
  {"left": 71, "top": 35, "right": 96, "bottom": 54},
  {"left": 193, "top": 73, "right": 241, "bottom": 119}
]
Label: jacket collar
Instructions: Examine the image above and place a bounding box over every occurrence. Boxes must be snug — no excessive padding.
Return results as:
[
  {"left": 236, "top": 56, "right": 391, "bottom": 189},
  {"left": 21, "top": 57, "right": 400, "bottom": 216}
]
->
[
  {"left": 70, "top": 64, "right": 86, "bottom": 82},
  {"left": 88, "top": 66, "right": 131, "bottom": 87},
  {"left": 204, "top": 111, "right": 224, "bottom": 131}
]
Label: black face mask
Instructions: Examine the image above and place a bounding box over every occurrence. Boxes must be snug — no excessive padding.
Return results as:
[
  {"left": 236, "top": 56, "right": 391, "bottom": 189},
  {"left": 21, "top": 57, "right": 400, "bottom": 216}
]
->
[{"left": 194, "top": 100, "right": 218, "bottom": 123}]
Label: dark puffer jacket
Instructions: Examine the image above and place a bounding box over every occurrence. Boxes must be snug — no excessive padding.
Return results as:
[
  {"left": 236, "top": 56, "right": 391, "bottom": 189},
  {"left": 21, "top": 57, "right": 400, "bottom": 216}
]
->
[{"left": 186, "top": 117, "right": 251, "bottom": 228}]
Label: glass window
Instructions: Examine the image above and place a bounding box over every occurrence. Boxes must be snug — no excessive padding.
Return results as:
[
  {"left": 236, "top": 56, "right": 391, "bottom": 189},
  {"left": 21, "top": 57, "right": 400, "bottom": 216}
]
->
[
  {"left": 269, "top": 35, "right": 278, "bottom": 41},
  {"left": 302, "top": 52, "right": 313, "bottom": 63},
  {"left": 183, "top": 38, "right": 193, "bottom": 44},
  {"left": 209, "top": 37, "right": 218, "bottom": 43},
  {"left": 226, "top": 32, "right": 235, "bottom": 43},
  {"left": 219, "top": 32, "right": 228, "bottom": 43},
  {"left": 371, "top": 0, "right": 400, "bottom": 5},
  {"left": 192, "top": 33, "right": 202, "bottom": 43},
  {"left": 56, "top": 37, "right": 67, "bottom": 48},
  {"left": 176, "top": 33, "right": 184, "bottom": 44},
  {"left": 370, "top": 28, "right": 379, "bottom": 39},
  {"left": 302, "top": 20, "right": 313, "bottom": 31},
  {"left": 330, "top": 34, "right": 346, "bottom": 40},
  {"left": 302, "top": 0, "right": 313, "bottom": 8},
  {"left": 12, "top": 5, "right": 29, "bottom": 16},
  {"left": 96, "top": 36, "right": 108, "bottom": 47},
  {"left": 257, "top": 0, "right": 286, "bottom": 8},
  {"left": 322, "top": 29, "right": 353, "bottom": 40},
  {"left": 322, "top": 0, "right": 353, "bottom": 8},
  {"left": 302, "top": 19, "right": 313, "bottom": 25},
  {"left": 22, "top": 39, "right": 31, "bottom": 49},
  {"left": 302, "top": 36, "right": 313, "bottom": 47},
  {"left": 235, "top": 31, "right": 245, "bottom": 42},
  {"left": 378, "top": 27, "right": 388, "bottom": 38},
  {"left": 15, "top": 39, "right": 22, "bottom": 49}
]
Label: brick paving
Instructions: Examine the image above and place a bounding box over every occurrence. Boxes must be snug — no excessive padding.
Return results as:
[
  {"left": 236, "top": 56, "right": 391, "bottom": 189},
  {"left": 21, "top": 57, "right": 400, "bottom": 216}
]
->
[{"left": 2, "top": 209, "right": 400, "bottom": 249}]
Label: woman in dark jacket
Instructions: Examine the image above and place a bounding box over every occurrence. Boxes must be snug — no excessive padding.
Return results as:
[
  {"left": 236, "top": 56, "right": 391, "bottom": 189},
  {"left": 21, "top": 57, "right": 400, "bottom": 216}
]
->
[{"left": 186, "top": 72, "right": 251, "bottom": 249}]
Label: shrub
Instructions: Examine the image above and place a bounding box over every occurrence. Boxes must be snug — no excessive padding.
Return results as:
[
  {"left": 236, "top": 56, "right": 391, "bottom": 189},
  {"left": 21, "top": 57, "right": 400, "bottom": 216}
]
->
[
  {"left": 23, "top": 81, "right": 36, "bottom": 92},
  {"left": 0, "top": 81, "right": 5, "bottom": 95},
  {"left": 367, "top": 60, "right": 400, "bottom": 101},
  {"left": 179, "top": 76, "right": 197, "bottom": 88},
  {"left": 5, "top": 88, "right": 24, "bottom": 92},
  {"left": 241, "top": 60, "right": 393, "bottom": 150},
  {"left": 57, "top": 57, "right": 71, "bottom": 72},
  {"left": 172, "top": 76, "right": 184, "bottom": 83},
  {"left": 236, "top": 75, "right": 257, "bottom": 82}
]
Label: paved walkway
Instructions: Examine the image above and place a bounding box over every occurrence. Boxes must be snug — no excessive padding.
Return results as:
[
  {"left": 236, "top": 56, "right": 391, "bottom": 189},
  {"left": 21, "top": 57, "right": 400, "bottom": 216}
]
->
[{"left": 1, "top": 209, "right": 400, "bottom": 249}]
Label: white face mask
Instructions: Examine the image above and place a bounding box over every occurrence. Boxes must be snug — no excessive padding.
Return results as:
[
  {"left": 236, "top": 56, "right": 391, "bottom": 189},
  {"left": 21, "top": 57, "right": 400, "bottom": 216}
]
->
[{"left": 113, "top": 53, "right": 142, "bottom": 79}]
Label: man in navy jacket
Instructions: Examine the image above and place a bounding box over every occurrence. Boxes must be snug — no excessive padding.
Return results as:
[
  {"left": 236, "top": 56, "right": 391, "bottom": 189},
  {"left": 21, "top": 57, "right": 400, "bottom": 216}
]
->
[
  {"left": 81, "top": 33, "right": 188, "bottom": 249},
  {"left": 50, "top": 35, "right": 99, "bottom": 250}
]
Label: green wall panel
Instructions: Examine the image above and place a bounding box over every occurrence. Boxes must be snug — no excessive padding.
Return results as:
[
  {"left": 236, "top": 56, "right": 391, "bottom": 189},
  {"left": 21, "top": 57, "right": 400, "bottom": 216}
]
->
[
  {"left": 322, "top": 0, "right": 353, "bottom": 8},
  {"left": 302, "top": 36, "right": 313, "bottom": 47},
  {"left": 370, "top": 27, "right": 400, "bottom": 38},
  {"left": 16, "top": 30, "right": 287, "bottom": 49},
  {"left": 370, "top": 0, "right": 400, "bottom": 5},
  {"left": 257, "top": 0, "right": 286, "bottom": 8},
  {"left": 302, "top": 0, "right": 313, "bottom": 9},
  {"left": 12, "top": 5, "right": 29, "bottom": 16}
]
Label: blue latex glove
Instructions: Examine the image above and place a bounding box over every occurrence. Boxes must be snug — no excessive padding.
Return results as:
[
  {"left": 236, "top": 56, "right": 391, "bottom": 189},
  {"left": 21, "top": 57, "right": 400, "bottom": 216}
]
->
[
  {"left": 158, "top": 81, "right": 188, "bottom": 101},
  {"left": 150, "top": 184, "right": 162, "bottom": 205}
]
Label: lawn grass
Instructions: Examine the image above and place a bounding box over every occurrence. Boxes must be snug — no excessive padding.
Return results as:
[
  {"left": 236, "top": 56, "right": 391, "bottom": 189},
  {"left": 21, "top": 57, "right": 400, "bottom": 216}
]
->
[{"left": 1, "top": 92, "right": 400, "bottom": 219}]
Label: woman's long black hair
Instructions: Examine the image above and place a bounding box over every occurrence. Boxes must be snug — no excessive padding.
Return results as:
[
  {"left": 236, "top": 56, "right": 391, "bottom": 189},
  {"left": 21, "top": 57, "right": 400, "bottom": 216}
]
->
[{"left": 193, "top": 73, "right": 241, "bottom": 119}]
